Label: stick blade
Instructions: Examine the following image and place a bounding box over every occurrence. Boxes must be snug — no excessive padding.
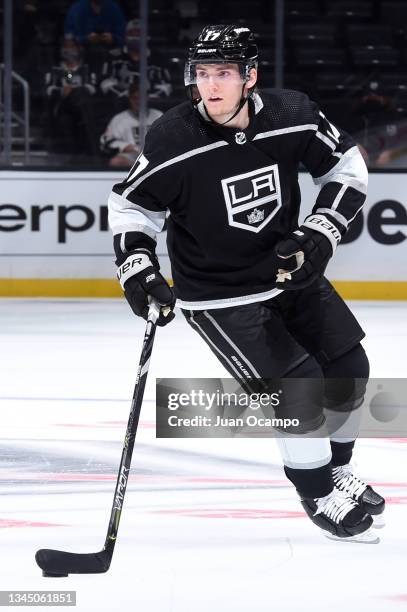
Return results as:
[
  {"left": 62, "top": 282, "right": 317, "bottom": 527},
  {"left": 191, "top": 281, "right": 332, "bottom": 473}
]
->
[{"left": 35, "top": 548, "right": 111, "bottom": 576}]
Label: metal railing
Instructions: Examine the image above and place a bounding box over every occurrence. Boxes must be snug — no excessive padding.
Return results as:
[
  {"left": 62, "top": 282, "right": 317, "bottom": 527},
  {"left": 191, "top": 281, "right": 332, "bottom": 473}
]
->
[{"left": 0, "top": 65, "right": 31, "bottom": 164}]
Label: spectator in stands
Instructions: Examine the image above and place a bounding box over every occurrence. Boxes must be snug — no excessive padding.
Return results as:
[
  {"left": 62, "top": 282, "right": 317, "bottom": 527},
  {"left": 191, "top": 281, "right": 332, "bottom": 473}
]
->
[
  {"left": 64, "top": 0, "right": 126, "bottom": 48},
  {"left": 100, "top": 19, "right": 173, "bottom": 100},
  {"left": 45, "top": 38, "right": 99, "bottom": 157},
  {"left": 100, "top": 82, "right": 162, "bottom": 167}
]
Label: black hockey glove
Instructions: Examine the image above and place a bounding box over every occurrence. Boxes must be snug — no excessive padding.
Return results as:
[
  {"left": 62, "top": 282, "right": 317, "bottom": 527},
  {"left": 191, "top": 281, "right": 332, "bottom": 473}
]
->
[
  {"left": 275, "top": 214, "right": 344, "bottom": 290},
  {"left": 117, "top": 250, "right": 176, "bottom": 326}
]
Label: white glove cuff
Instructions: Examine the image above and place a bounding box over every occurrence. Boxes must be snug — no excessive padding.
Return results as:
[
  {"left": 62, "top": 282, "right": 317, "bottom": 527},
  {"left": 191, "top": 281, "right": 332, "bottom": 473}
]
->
[
  {"left": 117, "top": 253, "right": 152, "bottom": 289},
  {"left": 303, "top": 214, "right": 341, "bottom": 254}
]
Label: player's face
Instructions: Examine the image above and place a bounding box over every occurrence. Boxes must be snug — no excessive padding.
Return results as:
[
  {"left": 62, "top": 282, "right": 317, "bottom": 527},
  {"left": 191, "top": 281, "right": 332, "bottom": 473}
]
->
[{"left": 195, "top": 63, "right": 257, "bottom": 123}]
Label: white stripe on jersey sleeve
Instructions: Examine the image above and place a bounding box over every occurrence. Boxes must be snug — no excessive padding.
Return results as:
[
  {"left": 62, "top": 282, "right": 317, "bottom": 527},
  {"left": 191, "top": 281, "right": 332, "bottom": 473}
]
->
[
  {"left": 331, "top": 183, "right": 348, "bottom": 210},
  {"left": 315, "top": 130, "right": 337, "bottom": 151},
  {"left": 111, "top": 223, "right": 157, "bottom": 242},
  {"left": 253, "top": 124, "right": 318, "bottom": 141},
  {"left": 108, "top": 192, "right": 166, "bottom": 238},
  {"left": 313, "top": 145, "right": 368, "bottom": 195}
]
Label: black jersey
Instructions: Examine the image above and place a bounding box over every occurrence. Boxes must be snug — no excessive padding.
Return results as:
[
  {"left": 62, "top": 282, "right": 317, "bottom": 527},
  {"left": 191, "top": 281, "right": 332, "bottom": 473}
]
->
[{"left": 108, "top": 90, "right": 368, "bottom": 309}]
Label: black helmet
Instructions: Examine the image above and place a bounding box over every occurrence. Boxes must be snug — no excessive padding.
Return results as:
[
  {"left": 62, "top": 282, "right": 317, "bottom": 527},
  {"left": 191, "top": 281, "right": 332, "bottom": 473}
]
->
[{"left": 184, "top": 25, "right": 258, "bottom": 87}]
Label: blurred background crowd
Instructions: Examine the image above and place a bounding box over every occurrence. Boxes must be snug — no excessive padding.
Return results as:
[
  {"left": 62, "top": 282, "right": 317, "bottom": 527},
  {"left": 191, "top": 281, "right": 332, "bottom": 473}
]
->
[{"left": 1, "top": 0, "right": 407, "bottom": 169}]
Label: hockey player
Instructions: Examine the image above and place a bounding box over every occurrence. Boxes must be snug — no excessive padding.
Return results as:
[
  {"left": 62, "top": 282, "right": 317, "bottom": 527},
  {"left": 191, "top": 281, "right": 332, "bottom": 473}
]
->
[{"left": 108, "top": 25, "right": 385, "bottom": 542}]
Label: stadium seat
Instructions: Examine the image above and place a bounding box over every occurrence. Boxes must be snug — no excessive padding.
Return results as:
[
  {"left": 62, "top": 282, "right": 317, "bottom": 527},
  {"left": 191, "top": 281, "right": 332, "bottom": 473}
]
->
[
  {"left": 315, "top": 72, "right": 361, "bottom": 96},
  {"left": 377, "top": 73, "right": 407, "bottom": 94},
  {"left": 346, "top": 24, "right": 394, "bottom": 47},
  {"left": 288, "top": 24, "right": 338, "bottom": 46},
  {"left": 351, "top": 47, "right": 400, "bottom": 67},
  {"left": 197, "top": 0, "right": 263, "bottom": 20},
  {"left": 326, "top": 1, "right": 373, "bottom": 20},
  {"left": 252, "top": 23, "right": 275, "bottom": 47},
  {"left": 285, "top": 1, "right": 319, "bottom": 21},
  {"left": 295, "top": 47, "right": 347, "bottom": 68},
  {"left": 380, "top": 1, "right": 407, "bottom": 24}
]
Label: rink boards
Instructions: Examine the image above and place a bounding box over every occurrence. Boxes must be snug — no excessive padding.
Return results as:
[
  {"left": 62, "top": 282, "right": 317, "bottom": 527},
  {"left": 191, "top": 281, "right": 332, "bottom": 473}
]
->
[{"left": 0, "top": 170, "right": 405, "bottom": 299}]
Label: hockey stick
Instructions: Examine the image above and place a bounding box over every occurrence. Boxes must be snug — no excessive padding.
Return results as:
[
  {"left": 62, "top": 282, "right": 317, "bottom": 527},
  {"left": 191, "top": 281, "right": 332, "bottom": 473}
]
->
[{"left": 35, "top": 300, "right": 161, "bottom": 576}]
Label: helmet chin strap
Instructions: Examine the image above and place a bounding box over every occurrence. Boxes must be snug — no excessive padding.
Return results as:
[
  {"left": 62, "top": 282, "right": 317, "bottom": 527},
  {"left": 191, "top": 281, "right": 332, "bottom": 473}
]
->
[{"left": 204, "top": 83, "right": 251, "bottom": 126}]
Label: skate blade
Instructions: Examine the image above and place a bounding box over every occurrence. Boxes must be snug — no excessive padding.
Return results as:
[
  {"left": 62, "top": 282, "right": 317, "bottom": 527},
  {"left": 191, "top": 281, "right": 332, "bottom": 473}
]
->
[
  {"left": 324, "top": 528, "right": 380, "bottom": 544},
  {"left": 372, "top": 514, "right": 385, "bottom": 529}
]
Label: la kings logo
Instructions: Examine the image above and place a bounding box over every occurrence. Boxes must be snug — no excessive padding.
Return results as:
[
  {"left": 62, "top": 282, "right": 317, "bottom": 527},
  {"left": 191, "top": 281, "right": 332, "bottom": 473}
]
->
[{"left": 221, "top": 164, "right": 282, "bottom": 233}]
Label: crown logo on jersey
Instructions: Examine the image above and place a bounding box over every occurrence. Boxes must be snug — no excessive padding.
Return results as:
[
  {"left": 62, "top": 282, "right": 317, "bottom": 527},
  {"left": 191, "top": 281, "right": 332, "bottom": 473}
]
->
[
  {"left": 235, "top": 131, "right": 247, "bottom": 145},
  {"left": 247, "top": 208, "right": 264, "bottom": 224}
]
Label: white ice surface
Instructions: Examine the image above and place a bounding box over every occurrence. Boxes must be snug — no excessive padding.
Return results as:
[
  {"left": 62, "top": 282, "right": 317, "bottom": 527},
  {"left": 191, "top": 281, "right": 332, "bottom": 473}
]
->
[{"left": 0, "top": 299, "right": 406, "bottom": 611}]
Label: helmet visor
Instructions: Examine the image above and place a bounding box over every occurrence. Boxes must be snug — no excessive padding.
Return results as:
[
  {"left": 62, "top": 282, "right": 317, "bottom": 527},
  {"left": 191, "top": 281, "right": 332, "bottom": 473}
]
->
[{"left": 184, "top": 61, "right": 251, "bottom": 86}]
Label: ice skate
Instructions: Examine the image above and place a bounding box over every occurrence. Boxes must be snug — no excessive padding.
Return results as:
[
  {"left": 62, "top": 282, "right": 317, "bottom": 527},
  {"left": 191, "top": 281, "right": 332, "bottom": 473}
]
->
[
  {"left": 332, "top": 463, "right": 385, "bottom": 528},
  {"left": 301, "top": 488, "right": 379, "bottom": 543}
]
